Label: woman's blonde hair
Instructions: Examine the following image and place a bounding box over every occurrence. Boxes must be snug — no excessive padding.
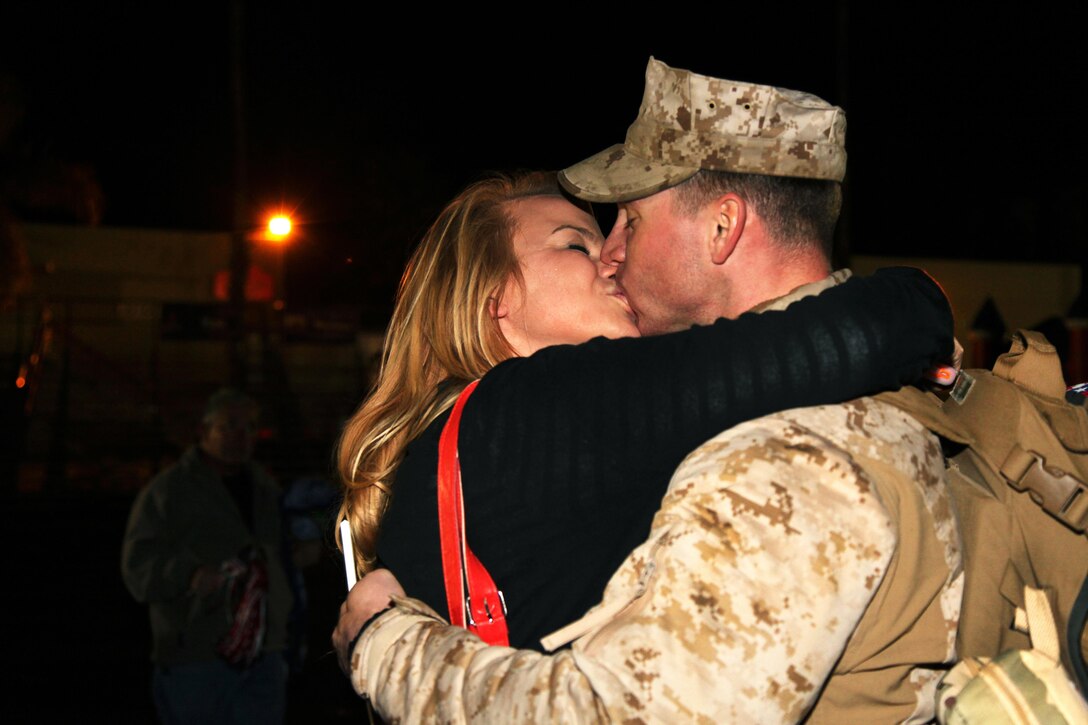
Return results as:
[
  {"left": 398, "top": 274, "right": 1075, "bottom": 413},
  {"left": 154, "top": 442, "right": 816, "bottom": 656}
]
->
[{"left": 336, "top": 171, "right": 571, "bottom": 576}]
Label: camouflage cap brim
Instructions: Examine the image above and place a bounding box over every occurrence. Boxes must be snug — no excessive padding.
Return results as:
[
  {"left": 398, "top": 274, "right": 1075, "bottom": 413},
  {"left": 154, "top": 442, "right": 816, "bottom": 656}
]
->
[
  {"left": 558, "top": 144, "right": 699, "bottom": 204},
  {"left": 560, "top": 58, "right": 847, "bottom": 204}
]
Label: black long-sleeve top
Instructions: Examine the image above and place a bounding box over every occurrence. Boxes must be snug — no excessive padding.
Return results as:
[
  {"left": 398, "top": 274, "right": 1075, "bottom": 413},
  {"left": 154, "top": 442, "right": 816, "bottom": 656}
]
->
[{"left": 378, "top": 268, "right": 953, "bottom": 650}]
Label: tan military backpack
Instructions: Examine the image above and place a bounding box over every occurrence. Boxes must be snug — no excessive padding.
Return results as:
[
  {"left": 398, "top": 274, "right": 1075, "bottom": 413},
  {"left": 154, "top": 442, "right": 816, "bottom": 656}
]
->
[
  {"left": 891, "top": 329, "right": 1088, "bottom": 721},
  {"left": 879, "top": 329, "right": 1088, "bottom": 722}
]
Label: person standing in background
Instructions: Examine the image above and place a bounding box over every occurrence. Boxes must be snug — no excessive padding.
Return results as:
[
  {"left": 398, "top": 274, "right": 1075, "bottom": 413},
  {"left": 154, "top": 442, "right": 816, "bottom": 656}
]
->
[{"left": 122, "top": 388, "right": 293, "bottom": 724}]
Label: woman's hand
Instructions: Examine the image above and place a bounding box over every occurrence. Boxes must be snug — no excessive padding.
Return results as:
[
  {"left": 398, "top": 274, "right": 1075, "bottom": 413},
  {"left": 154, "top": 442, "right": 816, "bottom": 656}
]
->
[{"left": 333, "top": 568, "right": 406, "bottom": 675}]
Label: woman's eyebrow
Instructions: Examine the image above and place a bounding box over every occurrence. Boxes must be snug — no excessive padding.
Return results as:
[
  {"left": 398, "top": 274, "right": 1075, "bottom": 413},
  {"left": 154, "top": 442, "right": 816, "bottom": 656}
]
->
[{"left": 551, "top": 224, "right": 602, "bottom": 241}]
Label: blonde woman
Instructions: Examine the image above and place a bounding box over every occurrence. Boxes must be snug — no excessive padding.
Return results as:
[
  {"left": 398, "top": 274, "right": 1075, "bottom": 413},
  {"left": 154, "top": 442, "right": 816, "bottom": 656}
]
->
[{"left": 337, "top": 171, "right": 951, "bottom": 649}]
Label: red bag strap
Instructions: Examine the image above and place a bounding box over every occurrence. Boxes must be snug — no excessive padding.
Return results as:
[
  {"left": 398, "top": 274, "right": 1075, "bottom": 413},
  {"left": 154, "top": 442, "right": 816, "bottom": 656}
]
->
[{"left": 437, "top": 380, "right": 509, "bottom": 646}]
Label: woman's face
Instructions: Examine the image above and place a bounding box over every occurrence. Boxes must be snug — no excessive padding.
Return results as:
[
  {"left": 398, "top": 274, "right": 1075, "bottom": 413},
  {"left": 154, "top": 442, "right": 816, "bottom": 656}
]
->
[{"left": 497, "top": 196, "right": 640, "bottom": 356}]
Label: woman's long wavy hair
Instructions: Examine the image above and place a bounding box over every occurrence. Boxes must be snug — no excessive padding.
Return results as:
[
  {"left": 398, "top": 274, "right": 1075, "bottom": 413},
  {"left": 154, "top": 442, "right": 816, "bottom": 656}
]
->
[{"left": 336, "top": 171, "right": 571, "bottom": 577}]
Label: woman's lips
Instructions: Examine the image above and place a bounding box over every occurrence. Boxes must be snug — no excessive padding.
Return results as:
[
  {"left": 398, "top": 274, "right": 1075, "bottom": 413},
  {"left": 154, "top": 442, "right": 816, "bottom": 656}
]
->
[{"left": 610, "top": 288, "right": 637, "bottom": 322}]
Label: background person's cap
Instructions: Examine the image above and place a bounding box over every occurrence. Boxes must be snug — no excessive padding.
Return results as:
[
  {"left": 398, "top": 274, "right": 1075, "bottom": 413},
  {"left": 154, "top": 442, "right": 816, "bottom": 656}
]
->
[{"left": 560, "top": 57, "right": 847, "bottom": 203}]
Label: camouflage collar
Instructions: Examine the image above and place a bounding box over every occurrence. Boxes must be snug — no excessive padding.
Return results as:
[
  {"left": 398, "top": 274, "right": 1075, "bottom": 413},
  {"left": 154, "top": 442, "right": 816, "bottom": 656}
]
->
[{"left": 750, "top": 269, "right": 852, "bottom": 314}]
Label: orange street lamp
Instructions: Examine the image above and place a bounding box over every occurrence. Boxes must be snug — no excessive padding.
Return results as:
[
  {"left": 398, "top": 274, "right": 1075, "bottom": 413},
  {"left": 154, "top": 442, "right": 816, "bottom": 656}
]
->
[
  {"left": 245, "top": 213, "right": 297, "bottom": 244},
  {"left": 266, "top": 214, "right": 292, "bottom": 243}
]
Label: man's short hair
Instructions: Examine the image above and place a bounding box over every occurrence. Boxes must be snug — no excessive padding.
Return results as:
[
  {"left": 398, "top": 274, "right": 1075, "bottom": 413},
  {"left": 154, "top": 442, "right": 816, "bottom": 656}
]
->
[{"left": 673, "top": 170, "right": 842, "bottom": 259}]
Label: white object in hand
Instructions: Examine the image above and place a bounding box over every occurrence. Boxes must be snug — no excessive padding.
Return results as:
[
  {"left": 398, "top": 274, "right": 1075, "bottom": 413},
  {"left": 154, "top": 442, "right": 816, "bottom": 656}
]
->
[{"left": 339, "top": 519, "right": 357, "bottom": 591}]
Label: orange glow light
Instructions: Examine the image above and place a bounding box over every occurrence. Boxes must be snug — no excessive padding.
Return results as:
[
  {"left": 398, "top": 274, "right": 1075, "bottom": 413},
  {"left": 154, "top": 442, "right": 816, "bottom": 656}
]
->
[
  {"left": 268, "top": 215, "right": 292, "bottom": 238},
  {"left": 15, "top": 376, "right": 26, "bottom": 389}
]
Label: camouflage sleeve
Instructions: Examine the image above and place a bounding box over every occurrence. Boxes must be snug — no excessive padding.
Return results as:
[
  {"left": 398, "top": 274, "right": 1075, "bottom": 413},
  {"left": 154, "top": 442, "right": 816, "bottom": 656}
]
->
[
  {"left": 351, "top": 415, "right": 899, "bottom": 723},
  {"left": 351, "top": 598, "right": 613, "bottom": 723}
]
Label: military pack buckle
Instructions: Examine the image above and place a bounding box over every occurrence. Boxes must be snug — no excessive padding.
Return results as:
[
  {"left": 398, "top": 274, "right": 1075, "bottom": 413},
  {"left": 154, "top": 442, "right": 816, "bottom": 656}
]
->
[{"left": 1001, "top": 446, "right": 1088, "bottom": 533}]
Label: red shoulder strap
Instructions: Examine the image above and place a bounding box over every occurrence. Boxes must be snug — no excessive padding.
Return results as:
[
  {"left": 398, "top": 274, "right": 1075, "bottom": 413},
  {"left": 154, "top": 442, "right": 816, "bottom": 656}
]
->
[{"left": 437, "top": 380, "right": 509, "bottom": 646}]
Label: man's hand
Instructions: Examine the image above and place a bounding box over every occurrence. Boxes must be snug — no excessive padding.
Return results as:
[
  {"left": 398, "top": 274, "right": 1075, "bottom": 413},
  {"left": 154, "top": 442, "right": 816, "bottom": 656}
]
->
[
  {"left": 188, "top": 563, "right": 224, "bottom": 596},
  {"left": 333, "top": 568, "right": 405, "bottom": 675}
]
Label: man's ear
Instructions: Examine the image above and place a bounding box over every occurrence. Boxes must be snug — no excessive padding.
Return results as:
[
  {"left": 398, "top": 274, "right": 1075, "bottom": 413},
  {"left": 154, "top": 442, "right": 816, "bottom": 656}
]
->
[{"left": 709, "top": 193, "right": 746, "bottom": 265}]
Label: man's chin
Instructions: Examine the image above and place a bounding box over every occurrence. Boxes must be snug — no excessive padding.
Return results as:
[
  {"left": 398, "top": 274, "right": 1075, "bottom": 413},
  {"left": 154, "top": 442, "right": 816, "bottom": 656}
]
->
[{"left": 636, "top": 317, "right": 678, "bottom": 336}]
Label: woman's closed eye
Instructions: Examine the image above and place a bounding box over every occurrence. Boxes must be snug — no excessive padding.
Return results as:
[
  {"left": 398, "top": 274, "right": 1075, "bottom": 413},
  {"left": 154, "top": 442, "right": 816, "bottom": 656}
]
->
[{"left": 567, "top": 243, "right": 590, "bottom": 255}]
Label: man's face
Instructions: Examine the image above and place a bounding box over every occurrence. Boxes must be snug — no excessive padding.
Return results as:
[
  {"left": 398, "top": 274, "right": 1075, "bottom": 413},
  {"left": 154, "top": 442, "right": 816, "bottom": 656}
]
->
[
  {"left": 199, "top": 403, "right": 257, "bottom": 467},
  {"left": 601, "top": 188, "right": 709, "bottom": 335}
]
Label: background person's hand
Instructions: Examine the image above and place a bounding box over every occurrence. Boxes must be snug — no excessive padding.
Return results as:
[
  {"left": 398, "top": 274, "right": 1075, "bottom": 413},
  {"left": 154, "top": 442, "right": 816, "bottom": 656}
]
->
[
  {"left": 333, "top": 568, "right": 405, "bottom": 674},
  {"left": 188, "top": 563, "right": 224, "bottom": 596}
]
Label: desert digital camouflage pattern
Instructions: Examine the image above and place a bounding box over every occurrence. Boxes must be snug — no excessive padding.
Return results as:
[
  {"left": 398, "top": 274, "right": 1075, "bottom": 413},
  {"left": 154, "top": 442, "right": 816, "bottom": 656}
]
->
[
  {"left": 559, "top": 57, "right": 847, "bottom": 203},
  {"left": 350, "top": 401, "right": 963, "bottom": 723},
  {"left": 347, "top": 276, "right": 964, "bottom": 723}
]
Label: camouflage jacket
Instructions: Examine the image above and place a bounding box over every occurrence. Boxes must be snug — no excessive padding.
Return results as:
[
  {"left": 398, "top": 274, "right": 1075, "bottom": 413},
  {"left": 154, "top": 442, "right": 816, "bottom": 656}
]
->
[{"left": 348, "top": 274, "right": 963, "bottom": 723}]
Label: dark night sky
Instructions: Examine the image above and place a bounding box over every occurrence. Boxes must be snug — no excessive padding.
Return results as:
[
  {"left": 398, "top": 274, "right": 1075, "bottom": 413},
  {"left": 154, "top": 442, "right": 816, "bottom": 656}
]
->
[{"left": 2, "top": 3, "right": 1085, "bottom": 305}]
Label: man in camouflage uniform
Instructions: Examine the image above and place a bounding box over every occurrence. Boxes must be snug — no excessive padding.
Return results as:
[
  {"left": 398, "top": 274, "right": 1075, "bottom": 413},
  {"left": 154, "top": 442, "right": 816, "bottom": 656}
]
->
[{"left": 333, "top": 58, "right": 963, "bottom": 723}]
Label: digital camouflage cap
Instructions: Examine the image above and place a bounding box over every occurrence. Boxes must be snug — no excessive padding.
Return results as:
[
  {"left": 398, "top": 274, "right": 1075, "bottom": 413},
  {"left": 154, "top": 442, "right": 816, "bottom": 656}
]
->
[{"left": 559, "top": 57, "right": 847, "bottom": 203}]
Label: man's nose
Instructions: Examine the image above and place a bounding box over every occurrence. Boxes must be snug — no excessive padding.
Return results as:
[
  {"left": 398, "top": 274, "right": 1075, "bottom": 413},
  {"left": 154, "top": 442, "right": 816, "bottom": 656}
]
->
[
  {"left": 601, "top": 211, "right": 628, "bottom": 268},
  {"left": 596, "top": 256, "right": 615, "bottom": 279}
]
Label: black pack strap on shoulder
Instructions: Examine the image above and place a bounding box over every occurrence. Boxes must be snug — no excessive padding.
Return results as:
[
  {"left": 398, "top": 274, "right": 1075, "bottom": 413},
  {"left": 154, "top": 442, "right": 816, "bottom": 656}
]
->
[{"left": 1001, "top": 446, "right": 1088, "bottom": 533}]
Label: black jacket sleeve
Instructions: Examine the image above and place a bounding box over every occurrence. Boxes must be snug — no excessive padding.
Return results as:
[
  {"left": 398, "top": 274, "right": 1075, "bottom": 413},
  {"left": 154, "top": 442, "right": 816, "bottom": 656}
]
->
[{"left": 463, "top": 266, "right": 951, "bottom": 509}]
